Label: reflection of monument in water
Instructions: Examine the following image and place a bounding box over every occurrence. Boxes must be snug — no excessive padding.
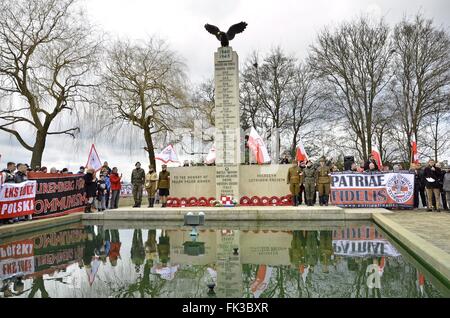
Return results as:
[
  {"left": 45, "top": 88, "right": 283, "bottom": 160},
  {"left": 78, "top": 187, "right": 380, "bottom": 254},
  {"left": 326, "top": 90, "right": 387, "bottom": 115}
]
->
[{"left": 215, "top": 230, "right": 242, "bottom": 297}]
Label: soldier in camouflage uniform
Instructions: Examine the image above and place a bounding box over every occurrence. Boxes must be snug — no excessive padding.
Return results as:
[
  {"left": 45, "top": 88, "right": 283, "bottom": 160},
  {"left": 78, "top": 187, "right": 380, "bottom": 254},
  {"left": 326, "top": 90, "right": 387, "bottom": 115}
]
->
[
  {"left": 316, "top": 157, "right": 332, "bottom": 206},
  {"left": 131, "top": 162, "right": 145, "bottom": 208},
  {"left": 303, "top": 160, "right": 316, "bottom": 206},
  {"left": 287, "top": 159, "right": 303, "bottom": 206}
]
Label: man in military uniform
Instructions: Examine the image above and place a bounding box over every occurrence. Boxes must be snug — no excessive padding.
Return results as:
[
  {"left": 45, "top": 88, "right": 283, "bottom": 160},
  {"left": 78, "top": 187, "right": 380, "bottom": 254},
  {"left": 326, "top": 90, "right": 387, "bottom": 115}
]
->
[
  {"left": 158, "top": 164, "right": 170, "bottom": 208},
  {"left": 303, "top": 160, "right": 316, "bottom": 206},
  {"left": 145, "top": 166, "right": 158, "bottom": 208},
  {"left": 316, "top": 157, "right": 332, "bottom": 206},
  {"left": 131, "top": 162, "right": 145, "bottom": 208},
  {"left": 287, "top": 159, "right": 303, "bottom": 206}
]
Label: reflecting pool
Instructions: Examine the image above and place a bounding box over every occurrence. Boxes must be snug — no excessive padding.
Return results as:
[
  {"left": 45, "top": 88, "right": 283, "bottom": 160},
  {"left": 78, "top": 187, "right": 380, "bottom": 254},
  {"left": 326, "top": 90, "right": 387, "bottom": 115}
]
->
[{"left": 1, "top": 221, "right": 448, "bottom": 298}]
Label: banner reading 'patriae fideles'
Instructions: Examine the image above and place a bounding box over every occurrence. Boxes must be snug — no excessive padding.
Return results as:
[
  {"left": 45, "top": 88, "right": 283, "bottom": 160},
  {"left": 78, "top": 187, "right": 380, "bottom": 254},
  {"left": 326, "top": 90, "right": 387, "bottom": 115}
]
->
[{"left": 330, "top": 172, "right": 414, "bottom": 208}]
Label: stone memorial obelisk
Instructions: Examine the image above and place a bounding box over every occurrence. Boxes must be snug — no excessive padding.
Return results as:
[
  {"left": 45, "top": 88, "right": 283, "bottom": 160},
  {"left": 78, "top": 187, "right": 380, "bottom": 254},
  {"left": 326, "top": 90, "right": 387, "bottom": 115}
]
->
[{"left": 214, "top": 46, "right": 240, "bottom": 201}]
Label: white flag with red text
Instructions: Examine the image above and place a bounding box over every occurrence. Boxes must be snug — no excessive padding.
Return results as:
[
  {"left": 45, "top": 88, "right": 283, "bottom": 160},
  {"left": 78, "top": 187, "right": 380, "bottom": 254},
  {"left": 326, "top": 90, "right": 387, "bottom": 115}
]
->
[
  {"left": 86, "top": 144, "right": 102, "bottom": 172},
  {"left": 247, "top": 127, "right": 271, "bottom": 165},
  {"left": 155, "top": 144, "right": 179, "bottom": 164}
]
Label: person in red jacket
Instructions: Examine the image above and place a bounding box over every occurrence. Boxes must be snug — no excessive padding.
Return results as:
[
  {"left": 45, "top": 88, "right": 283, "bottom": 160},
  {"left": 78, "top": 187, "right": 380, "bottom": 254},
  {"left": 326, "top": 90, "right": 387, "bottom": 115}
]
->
[{"left": 109, "top": 167, "right": 122, "bottom": 209}]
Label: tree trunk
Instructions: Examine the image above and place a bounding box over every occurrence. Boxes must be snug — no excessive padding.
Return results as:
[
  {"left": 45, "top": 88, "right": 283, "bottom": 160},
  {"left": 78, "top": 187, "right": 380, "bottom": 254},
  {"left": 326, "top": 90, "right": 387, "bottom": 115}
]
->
[
  {"left": 144, "top": 126, "right": 156, "bottom": 169},
  {"left": 30, "top": 131, "right": 47, "bottom": 168}
]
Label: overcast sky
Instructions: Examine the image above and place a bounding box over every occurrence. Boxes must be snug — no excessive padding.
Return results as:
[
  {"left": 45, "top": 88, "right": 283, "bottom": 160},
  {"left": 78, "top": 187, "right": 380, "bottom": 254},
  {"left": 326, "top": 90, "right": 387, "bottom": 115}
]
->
[{"left": 1, "top": 0, "right": 449, "bottom": 180}]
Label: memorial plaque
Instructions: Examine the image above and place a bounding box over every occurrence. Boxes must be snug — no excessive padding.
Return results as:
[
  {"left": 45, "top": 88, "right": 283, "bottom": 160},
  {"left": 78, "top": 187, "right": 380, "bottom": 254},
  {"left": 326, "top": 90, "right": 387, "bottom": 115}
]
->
[{"left": 214, "top": 47, "right": 240, "bottom": 200}]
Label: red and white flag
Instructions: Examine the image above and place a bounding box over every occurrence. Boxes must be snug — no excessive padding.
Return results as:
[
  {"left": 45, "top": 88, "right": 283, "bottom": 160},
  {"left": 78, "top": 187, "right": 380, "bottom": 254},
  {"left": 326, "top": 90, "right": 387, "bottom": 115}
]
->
[
  {"left": 296, "top": 137, "right": 309, "bottom": 162},
  {"left": 247, "top": 127, "right": 271, "bottom": 165},
  {"left": 155, "top": 144, "right": 179, "bottom": 164},
  {"left": 205, "top": 145, "right": 216, "bottom": 164},
  {"left": 371, "top": 146, "right": 383, "bottom": 171},
  {"left": 86, "top": 144, "right": 102, "bottom": 172},
  {"left": 411, "top": 136, "right": 419, "bottom": 164}
]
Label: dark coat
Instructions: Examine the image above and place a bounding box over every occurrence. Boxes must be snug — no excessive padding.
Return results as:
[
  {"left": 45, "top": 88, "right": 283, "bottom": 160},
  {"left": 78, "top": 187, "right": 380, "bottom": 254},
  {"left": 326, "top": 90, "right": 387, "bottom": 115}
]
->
[
  {"left": 84, "top": 172, "right": 97, "bottom": 197},
  {"left": 364, "top": 159, "right": 378, "bottom": 171},
  {"left": 14, "top": 171, "right": 28, "bottom": 183},
  {"left": 423, "top": 166, "right": 442, "bottom": 189}
]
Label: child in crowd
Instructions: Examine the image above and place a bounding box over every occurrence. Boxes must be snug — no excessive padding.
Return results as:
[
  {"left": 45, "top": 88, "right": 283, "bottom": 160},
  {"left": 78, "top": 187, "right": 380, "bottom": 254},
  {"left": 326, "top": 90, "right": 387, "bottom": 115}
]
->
[{"left": 96, "top": 175, "right": 107, "bottom": 211}]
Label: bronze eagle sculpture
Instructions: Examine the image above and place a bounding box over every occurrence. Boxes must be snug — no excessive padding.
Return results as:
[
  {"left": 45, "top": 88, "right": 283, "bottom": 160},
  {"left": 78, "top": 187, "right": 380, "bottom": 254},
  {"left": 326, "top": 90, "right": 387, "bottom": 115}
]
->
[{"left": 204, "top": 22, "right": 248, "bottom": 47}]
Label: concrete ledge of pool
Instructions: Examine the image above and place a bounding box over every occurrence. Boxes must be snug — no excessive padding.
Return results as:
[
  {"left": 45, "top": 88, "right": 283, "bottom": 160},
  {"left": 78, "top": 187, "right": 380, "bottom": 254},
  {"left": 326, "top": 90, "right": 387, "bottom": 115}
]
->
[
  {"left": 80, "top": 206, "right": 391, "bottom": 221},
  {"left": 373, "top": 213, "right": 450, "bottom": 287}
]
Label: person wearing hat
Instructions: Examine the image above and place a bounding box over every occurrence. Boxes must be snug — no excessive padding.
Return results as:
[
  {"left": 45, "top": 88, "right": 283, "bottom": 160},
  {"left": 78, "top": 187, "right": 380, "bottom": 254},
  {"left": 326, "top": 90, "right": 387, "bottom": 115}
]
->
[
  {"left": 145, "top": 166, "right": 159, "bottom": 207},
  {"left": 157, "top": 164, "right": 170, "bottom": 207},
  {"left": 287, "top": 159, "right": 303, "bottom": 206},
  {"left": 316, "top": 157, "right": 332, "bottom": 206},
  {"left": 131, "top": 162, "right": 146, "bottom": 208},
  {"left": 303, "top": 160, "right": 316, "bottom": 206}
]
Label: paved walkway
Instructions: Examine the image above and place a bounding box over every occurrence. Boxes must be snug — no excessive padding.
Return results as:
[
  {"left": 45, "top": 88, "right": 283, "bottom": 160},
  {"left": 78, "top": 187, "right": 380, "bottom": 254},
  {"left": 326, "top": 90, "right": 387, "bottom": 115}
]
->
[{"left": 385, "top": 211, "right": 450, "bottom": 255}]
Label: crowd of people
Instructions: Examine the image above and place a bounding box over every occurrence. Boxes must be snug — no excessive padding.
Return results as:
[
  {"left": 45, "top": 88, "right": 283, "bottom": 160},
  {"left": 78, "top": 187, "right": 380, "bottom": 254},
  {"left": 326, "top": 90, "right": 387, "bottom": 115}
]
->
[
  {"left": 1, "top": 153, "right": 449, "bottom": 225},
  {"left": 284, "top": 154, "right": 449, "bottom": 212}
]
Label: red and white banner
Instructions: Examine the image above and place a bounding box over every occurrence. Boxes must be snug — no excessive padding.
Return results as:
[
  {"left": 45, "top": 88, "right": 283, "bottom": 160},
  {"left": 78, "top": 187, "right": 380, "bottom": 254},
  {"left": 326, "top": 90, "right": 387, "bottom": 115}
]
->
[
  {"left": 248, "top": 127, "right": 270, "bottom": 165},
  {"left": 156, "top": 144, "right": 179, "bottom": 164},
  {"left": 296, "top": 137, "right": 308, "bottom": 162},
  {"left": 371, "top": 147, "right": 383, "bottom": 171},
  {"left": 86, "top": 144, "right": 102, "bottom": 172},
  {"left": 411, "top": 137, "right": 419, "bottom": 164},
  {"left": 205, "top": 145, "right": 216, "bottom": 164},
  {"left": 0, "top": 240, "right": 35, "bottom": 279},
  {"left": 331, "top": 172, "right": 414, "bottom": 208},
  {"left": 0, "top": 181, "right": 37, "bottom": 220}
]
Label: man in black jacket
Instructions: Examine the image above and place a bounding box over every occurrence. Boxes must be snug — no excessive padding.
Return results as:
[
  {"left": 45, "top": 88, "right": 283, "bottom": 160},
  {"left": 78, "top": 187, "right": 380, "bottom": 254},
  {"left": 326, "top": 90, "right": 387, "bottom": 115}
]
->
[
  {"left": 412, "top": 164, "right": 427, "bottom": 209},
  {"left": 14, "top": 163, "right": 28, "bottom": 183},
  {"left": 364, "top": 155, "right": 379, "bottom": 171},
  {"left": 423, "top": 159, "right": 442, "bottom": 212}
]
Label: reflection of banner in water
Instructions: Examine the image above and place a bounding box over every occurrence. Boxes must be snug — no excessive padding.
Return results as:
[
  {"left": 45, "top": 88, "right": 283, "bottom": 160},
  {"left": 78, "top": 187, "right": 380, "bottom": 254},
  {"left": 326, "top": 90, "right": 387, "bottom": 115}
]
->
[
  {"left": 0, "top": 240, "right": 35, "bottom": 279},
  {"left": 330, "top": 172, "right": 414, "bottom": 208},
  {"left": 0, "top": 226, "right": 86, "bottom": 280},
  {"left": 28, "top": 173, "right": 87, "bottom": 219},
  {"left": 251, "top": 265, "right": 272, "bottom": 298},
  {"left": 333, "top": 240, "right": 400, "bottom": 257}
]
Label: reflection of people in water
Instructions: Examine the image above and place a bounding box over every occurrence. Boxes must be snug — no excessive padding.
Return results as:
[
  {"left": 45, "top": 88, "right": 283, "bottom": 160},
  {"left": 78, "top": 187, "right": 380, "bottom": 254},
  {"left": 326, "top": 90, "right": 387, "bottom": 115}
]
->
[
  {"left": 319, "top": 231, "right": 333, "bottom": 273},
  {"left": 131, "top": 229, "right": 146, "bottom": 272},
  {"left": 305, "top": 231, "right": 319, "bottom": 271},
  {"left": 1, "top": 276, "right": 28, "bottom": 298},
  {"left": 108, "top": 230, "right": 121, "bottom": 267},
  {"left": 157, "top": 230, "right": 170, "bottom": 265},
  {"left": 145, "top": 229, "right": 158, "bottom": 261},
  {"left": 289, "top": 230, "right": 306, "bottom": 268},
  {"left": 82, "top": 225, "right": 96, "bottom": 268}
]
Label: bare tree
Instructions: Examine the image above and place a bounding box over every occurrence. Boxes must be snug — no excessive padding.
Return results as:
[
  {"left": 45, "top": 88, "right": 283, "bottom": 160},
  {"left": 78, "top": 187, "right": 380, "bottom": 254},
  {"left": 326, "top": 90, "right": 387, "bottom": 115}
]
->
[
  {"left": 391, "top": 14, "right": 450, "bottom": 163},
  {"left": 309, "top": 17, "right": 394, "bottom": 161},
  {"left": 0, "top": 0, "right": 100, "bottom": 167},
  {"left": 287, "top": 63, "right": 326, "bottom": 157},
  {"left": 100, "top": 38, "right": 187, "bottom": 168},
  {"left": 241, "top": 48, "right": 296, "bottom": 159},
  {"left": 420, "top": 96, "right": 450, "bottom": 161}
]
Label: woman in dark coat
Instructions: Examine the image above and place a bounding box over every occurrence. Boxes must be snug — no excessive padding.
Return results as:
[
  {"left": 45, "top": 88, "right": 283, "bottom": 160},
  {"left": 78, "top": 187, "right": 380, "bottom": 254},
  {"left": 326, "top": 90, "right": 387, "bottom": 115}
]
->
[{"left": 84, "top": 168, "right": 97, "bottom": 213}]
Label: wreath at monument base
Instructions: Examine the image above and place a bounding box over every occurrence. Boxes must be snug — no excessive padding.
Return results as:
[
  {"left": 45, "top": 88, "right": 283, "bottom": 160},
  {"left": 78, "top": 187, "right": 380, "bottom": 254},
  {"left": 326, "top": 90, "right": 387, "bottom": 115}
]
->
[{"left": 165, "top": 195, "right": 290, "bottom": 207}]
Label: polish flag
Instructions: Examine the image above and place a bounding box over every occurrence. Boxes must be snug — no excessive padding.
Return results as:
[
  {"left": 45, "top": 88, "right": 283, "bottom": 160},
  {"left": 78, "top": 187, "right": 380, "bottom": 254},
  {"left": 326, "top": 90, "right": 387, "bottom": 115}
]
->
[
  {"left": 296, "top": 137, "right": 309, "bottom": 162},
  {"left": 86, "top": 144, "right": 102, "bottom": 172},
  {"left": 411, "top": 137, "right": 419, "bottom": 164},
  {"left": 247, "top": 127, "right": 271, "bottom": 165},
  {"left": 371, "top": 146, "right": 383, "bottom": 171},
  {"left": 205, "top": 145, "right": 216, "bottom": 164},
  {"left": 251, "top": 265, "right": 273, "bottom": 298},
  {"left": 155, "top": 144, "right": 179, "bottom": 164}
]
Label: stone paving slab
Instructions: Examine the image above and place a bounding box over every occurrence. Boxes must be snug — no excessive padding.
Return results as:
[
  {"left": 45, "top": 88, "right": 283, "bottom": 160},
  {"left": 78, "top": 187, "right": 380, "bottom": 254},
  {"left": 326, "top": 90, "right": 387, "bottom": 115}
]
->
[
  {"left": 373, "top": 213, "right": 450, "bottom": 285},
  {"left": 384, "top": 211, "right": 450, "bottom": 255}
]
